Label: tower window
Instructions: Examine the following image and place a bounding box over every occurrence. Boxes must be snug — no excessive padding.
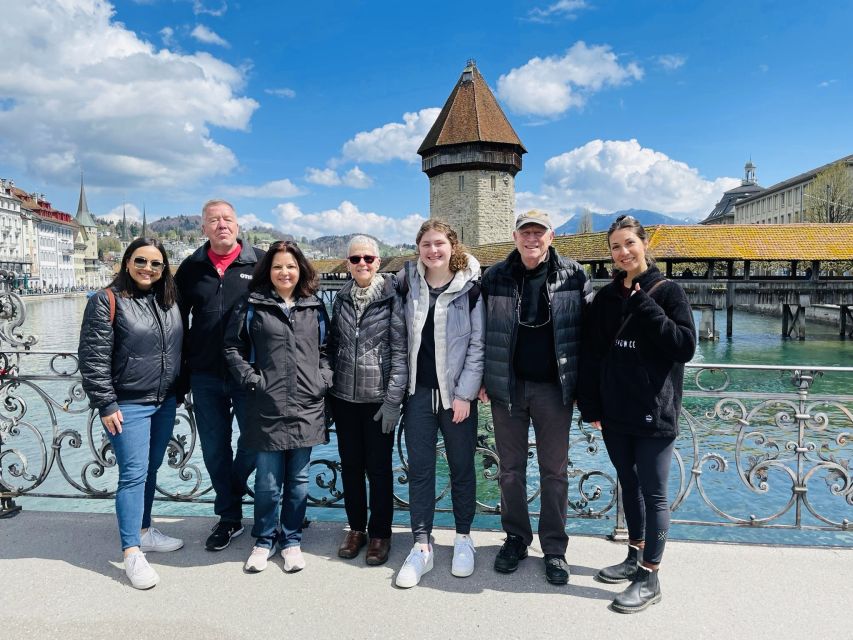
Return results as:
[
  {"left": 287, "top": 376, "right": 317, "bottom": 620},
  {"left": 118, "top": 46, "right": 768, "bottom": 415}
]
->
[
  {"left": 458, "top": 175, "right": 464, "bottom": 192},
  {"left": 491, "top": 175, "right": 496, "bottom": 191}
]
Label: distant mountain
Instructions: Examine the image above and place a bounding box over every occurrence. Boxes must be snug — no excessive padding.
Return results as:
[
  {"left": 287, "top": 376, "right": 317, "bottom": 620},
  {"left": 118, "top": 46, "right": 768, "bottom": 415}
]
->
[{"left": 554, "top": 209, "right": 692, "bottom": 235}]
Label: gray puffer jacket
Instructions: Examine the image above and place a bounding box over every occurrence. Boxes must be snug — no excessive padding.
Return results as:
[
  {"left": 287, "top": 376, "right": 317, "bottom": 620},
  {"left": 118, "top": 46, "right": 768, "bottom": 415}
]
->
[
  {"left": 398, "top": 255, "right": 484, "bottom": 409},
  {"left": 481, "top": 247, "right": 593, "bottom": 408},
  {"left": 327, "top": 274, "right": 408, "bottom": 406}
]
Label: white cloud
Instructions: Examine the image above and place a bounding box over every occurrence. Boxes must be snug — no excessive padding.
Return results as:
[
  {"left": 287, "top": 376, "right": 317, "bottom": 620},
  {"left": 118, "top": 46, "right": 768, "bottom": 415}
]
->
[
  {"left": 526, "top": 0, "right": 590, "bottom": 22},
  {"left": 656, "top": 54, "right": 686, "bottom": 71},
  {"left": 191, "top": 24, "right": 229, "bottom": 47},
  {"left": 497, "top": 42, "right": 643, "bottom": 117},
  {"left": 274, "top": 201, "right": 425, "bottom": 245},
  {"left": 101, "top": 203, "right": 142, "bottom": 223},
  {"left": 224, "top": 178, "right": 306, "bottom": 198},
  {"left": 0, "top": 1, "right": 257, "bottom": 188},
  {"left": 305, "top": 166, "right": 373, "bottom": 189},
  {"left": 519, "top": 139, "right": 740, "bottom": 220},
  {"left": 160, "top": 26, "right": 177, "bottom": 48},
  {"left": 265, "top": 87, "right": 296, "bottom": 98},
  {"left": 236, "top": 213, "right": 274, "bottom": 229},
  {"left": 342, "top": 108, "right": 441, "bottom": 164},
  {"left": 193, "top": 0, "right": 227, "bottom": 16},
  {"left": 818, "top": 79, "right": 837, "bottom": 88}
]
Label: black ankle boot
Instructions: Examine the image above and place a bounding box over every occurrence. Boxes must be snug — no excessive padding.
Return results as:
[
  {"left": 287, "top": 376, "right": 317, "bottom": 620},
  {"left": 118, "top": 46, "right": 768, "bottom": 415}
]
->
[
  {"left": 611, "top": 566, "right": 662, "bottom": 613},
  {"left": 596, "top": 545, "right": 640, "bottom": 583}
]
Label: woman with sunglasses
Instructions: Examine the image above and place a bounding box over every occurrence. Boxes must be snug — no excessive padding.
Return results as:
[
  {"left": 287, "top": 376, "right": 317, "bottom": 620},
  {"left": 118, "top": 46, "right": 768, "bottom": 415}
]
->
[
  {"left": 78, "top": 238, "right": 183, "bottom": 590},
  {"left": 325, "top": 236, "right": 407, "bottom": 566},
  {"left": 224, "top": 240, "right": 332, "bottom": 573},
  {"left": 578, "top": 215, "right": 696, "bottom": 613},
  {"left": 394, "top": 220, "right": 484, "bottom": 588}
]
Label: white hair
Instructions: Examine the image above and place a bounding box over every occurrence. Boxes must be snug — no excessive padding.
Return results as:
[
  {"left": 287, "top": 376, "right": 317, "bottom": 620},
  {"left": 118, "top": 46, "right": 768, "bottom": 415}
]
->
[{"left": 347, "top": 235, "right": 379, "bottom": 257}]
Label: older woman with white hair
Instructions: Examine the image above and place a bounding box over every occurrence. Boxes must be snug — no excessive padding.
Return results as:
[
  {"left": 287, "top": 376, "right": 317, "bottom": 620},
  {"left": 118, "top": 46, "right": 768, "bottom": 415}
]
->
[{"left": 326, "top": 235, "right": 408, "bottom": 566}]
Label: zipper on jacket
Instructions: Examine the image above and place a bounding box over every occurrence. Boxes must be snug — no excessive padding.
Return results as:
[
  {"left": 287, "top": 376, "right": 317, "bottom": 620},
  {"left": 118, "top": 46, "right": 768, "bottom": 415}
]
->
[{"left": 149, "top": 296, "right": 167, "bottom": 403}]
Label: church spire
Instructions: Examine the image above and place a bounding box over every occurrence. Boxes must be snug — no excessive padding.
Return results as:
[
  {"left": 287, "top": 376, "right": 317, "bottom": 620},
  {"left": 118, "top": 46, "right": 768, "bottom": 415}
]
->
[
  {"left": 121, "top": 203, "right": 128, "bottom": 240},
  {"left": 141, "top": 203, "right": 147, "bottom": 238},
  {"left": 75, "top": 172, "right": 97, "bottom": 228}
]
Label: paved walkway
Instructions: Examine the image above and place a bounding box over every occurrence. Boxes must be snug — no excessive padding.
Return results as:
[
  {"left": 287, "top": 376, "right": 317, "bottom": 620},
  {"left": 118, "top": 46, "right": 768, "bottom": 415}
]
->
[{"left": 2, "top": 510, "right": 850, "bottom": 640}]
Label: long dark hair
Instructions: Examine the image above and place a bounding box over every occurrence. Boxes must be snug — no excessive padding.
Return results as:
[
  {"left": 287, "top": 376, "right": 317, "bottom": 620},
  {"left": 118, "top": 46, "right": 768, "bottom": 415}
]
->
[
  {"left": 606, "top": 214, "right": 655, "bottom": 271},
  {"left": 250, "top": 240, "right": 318, "bottom": 298},
  {"left": 109, "top": 237, "right": 178, "bottom": 308},
  {"left": 416, "top": 219, "right": 469, "bottom": 273}
]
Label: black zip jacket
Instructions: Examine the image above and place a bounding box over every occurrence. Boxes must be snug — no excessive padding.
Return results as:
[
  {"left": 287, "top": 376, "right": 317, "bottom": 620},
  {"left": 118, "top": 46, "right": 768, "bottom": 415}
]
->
[
  {"left": 78, "top": 288, "right": 183, "bottom": 417},
  {"left": 481, "top": 246, "right": 593, "bottom": 408},
  {"left": 174, "top": 240, "right": 264, "bottom": 377},
  {"left": 577, "top": 266, "right": 696, "bottom": 438},
  {"left": 223, "top": 288, "right": 332, "bottom": 451},
  {"left": 326, "top": 274, "right": 408, "bottom": 406}
]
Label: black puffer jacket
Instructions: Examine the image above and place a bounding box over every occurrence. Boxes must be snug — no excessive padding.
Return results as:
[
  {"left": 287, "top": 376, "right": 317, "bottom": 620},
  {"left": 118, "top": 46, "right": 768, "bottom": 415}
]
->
[
  {"left": 224, "top": 287, "right": 332, "bottom": 451},
  {"left": 175, "top": 240, "right": 264, "bottom": 376},
  {"left": 481, "top": 247, "right": 593, "bottom": 407},
  {"left": 577, "top": 266, "right": 696, "bottom": 438},
  {"left": 327, "top": 274, "right": 408, "bottom": 406},
  {"left": 78, "top": 288, "right": 183, "bottom": 417}
]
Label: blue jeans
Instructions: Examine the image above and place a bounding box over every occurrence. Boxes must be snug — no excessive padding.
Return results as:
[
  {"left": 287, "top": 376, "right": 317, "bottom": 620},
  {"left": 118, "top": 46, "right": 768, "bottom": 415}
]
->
[
  {"left": 191, "top": 372, "right": 255, "bottom": 523},
  {"left": 252, "top": 447, "right": 312, "bottom": 549},
  {"left": 106, "top": 397, "right": 177, "bottom": 550}
]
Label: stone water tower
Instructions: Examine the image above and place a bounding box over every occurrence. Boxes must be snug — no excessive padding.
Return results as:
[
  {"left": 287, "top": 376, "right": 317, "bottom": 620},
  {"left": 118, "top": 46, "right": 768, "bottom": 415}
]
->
[{"left": 417, "top": 60, "right": 526, "bottom": 246}]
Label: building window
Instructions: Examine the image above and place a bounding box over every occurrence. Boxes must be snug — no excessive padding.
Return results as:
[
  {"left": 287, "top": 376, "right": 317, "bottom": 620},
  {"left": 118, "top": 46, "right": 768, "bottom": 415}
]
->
[
  {"left": 491, "top": 175, "right": 497, "bottom": 191},
  {"left": 458, "top": 175, "right": 464, "bottom": 192}
]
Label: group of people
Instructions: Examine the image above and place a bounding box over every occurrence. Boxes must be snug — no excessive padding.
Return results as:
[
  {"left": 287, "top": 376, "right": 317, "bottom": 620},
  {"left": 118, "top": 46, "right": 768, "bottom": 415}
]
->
[{"left": 78, "top": 200, "right": 696, "bottom": 614}]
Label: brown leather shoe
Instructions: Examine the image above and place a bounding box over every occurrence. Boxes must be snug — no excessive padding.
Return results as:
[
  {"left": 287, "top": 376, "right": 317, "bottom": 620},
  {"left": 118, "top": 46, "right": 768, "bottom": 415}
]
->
[
  {"left": 365, "top": 537, "right": 391, "bottom": 566},
  {"left": 338, "top": 530, "right": 367, "bottom": 559}
]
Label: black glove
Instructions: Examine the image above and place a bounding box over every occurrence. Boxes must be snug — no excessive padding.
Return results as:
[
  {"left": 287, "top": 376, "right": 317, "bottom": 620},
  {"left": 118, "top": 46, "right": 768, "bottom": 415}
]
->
[{"left": 373, "top": 403, "right": 401, "bottom": 434}]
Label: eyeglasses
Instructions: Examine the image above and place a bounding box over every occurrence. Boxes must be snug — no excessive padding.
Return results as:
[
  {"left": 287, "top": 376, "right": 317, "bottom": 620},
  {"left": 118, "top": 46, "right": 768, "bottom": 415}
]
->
[
  {"left": 348, "top": 255, "right": 377, "bottom": 265},
  {"left": 132, "top": 256, "right": 165, "bottom": 271},
  {"left": 516, "top": 286, "right": 551, "bottom": 329}
]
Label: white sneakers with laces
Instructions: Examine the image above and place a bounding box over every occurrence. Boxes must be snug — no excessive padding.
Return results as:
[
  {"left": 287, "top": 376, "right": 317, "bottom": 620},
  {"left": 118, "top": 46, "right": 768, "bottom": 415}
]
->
[
  {"left": 124, "top": 551, "right": 159, "bottom": 590},
  {"left": 451, "top": 533, "right": 476, "bottom": 577},
  {"left": 395, "top": 544, "right": 434, "bottom": 588},
  {"left": 245, "top": 545, "right": 276, "bottom": 573},
  {"left": 281, "top": 546, "right": 306, "bottom": 572},
  {"left": 139, "top": 527, "right": 184, "bottom": 553}
]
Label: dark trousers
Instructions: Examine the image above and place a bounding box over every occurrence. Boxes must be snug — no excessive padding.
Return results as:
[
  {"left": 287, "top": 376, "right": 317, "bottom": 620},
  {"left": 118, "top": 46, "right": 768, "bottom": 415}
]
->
[
  {"left": 492, "top": 379, "right": 572, "bottom": 556},
  {"left": 332, "top": 397, "right": 395, "bottom": 539},
  {"left": 404, "top": 386, "right": 478, "bottom": 545},
  {"left": 602, "top": 430, "right": 675, "bottom": 565}
]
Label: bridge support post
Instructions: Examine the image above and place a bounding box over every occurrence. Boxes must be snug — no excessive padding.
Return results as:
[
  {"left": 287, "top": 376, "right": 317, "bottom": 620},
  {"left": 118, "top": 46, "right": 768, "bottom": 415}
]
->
[
  {"left": 698, "top": 306, "right": 718, "bottom": 341},
  {"left": 841, "top": 305, "right": 853, "bottom": 339},
  {"left": 782, "top": 304, "right": 806, "bottom": 340}
]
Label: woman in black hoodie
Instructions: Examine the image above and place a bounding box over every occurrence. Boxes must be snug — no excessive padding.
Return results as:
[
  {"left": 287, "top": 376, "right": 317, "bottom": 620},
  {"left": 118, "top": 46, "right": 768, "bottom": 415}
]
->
[{"left": 578, "top": 215, "right": 696, "bottom": 613}]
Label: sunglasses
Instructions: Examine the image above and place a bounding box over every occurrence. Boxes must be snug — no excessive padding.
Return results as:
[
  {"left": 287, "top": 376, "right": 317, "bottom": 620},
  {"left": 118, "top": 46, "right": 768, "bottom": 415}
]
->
[
  {"left": 132, "top": 256, "right": 165, "bottom": 271},
  {"left": 348, "top": 255, "right": 377, "bottom": 265}
]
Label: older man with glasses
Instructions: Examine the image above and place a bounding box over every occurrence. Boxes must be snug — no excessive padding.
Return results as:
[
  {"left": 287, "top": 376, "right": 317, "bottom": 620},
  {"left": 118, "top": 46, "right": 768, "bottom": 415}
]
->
[
  {"left": 478, "top": 210, "right": 593, "bottom": 585},
  {"left": 175, "top": 199, "right": 265, "bottom": 551}
]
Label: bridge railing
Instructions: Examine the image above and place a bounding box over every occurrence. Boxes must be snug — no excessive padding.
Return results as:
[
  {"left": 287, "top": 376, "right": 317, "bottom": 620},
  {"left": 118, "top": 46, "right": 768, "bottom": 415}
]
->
[{"left": 0, "top": 289, "right": 851, "bottom": 538}]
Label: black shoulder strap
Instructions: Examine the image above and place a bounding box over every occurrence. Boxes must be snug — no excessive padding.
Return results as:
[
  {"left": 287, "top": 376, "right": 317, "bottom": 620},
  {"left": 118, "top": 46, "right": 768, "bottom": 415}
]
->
[
  {"left": 467, "top": 281, "right": 480, "bottom": 311},
  {"left": 611, "top": 279, "right": 668, "bottom": 345}
]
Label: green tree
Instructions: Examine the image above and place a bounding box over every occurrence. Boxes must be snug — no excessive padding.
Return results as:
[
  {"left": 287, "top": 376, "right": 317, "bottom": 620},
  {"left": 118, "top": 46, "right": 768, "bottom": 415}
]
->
[{"left": 804, "top": 161, "right": 853, "bottom": 223}]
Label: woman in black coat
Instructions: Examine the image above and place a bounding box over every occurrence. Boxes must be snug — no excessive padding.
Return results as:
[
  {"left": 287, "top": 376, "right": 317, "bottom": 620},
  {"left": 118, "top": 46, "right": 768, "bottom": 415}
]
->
[
  {"left": 78, "top": 238, "right": 183, "bottom": 590},
  {"left": 578, "top": 215, "right": 696, "bottom": 613},
  {"left": 224, "top": 240, "right": 331, "bottom": 574},
  {"left": 326, "top": 235, "right": 407, "bottom": 566}
]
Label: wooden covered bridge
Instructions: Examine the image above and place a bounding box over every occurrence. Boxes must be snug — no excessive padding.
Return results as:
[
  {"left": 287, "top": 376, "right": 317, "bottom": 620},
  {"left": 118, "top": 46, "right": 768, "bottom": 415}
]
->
[{"left": 315, "top": 224, "right": 853, "bottom": 340}]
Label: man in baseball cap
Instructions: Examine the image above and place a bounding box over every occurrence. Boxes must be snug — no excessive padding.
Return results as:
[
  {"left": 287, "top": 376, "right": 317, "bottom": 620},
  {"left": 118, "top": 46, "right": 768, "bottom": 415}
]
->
[{"left": 478, "top": 209, "right": 592, "bottom": 585}]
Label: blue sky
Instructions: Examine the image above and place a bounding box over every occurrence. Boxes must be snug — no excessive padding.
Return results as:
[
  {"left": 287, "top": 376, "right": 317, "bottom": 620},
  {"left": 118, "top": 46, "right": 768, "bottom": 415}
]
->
[{"left": 0, "top": 0, "right": 851, "bottom": 243}]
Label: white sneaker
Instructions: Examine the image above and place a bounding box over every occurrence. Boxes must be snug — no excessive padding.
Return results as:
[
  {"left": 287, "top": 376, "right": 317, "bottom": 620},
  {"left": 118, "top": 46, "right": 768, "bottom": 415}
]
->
[
  {"left": 245, "top": 545, "right": 275, "bottom": 573},
  {"left": 281, "top": 546, "right": 306, "bottom": 572},
  {"left": 124, "top": 551, "right": 159, "bottom": 590},
  {"left": 451, "top": 533, "right": 475, "bottom": 577},
  {"left": 139, "top": 527, "right": 184, "bottom": 553},
  {"left": 395, "top": 544, "right": 433, "bottom": 588}
]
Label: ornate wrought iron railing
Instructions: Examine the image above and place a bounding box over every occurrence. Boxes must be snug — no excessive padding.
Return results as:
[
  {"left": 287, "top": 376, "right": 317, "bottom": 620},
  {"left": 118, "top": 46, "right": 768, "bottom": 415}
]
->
[{"left": 0, "top": 283, "right": 851, "bottom": 539}]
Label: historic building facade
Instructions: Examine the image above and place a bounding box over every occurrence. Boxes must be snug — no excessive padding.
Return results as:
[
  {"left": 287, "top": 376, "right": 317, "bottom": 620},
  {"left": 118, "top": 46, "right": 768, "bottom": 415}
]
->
[
  {"left": 418, "top": 60, "right": 526, "bottom": 246},
  {"left": 701, "top": 161, "right": 763, "bottom": 225}
]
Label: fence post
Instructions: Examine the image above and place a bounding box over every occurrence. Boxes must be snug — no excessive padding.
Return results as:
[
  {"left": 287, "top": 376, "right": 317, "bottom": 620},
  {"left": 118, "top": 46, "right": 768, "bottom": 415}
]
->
[{"left": 607, "top": 480, "right": 628, "bottom": 542}]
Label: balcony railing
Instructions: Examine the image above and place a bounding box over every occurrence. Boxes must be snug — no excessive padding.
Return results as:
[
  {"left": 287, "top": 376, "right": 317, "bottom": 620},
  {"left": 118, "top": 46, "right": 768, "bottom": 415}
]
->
[{"left": 0, "top": 282, "right": 850, "bottom": 539}]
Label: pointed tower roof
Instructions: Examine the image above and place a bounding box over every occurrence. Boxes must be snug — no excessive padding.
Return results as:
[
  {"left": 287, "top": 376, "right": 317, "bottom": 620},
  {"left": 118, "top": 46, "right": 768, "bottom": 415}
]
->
[
  {"left": 418, "top": 60, "right": 526, "bottom": 156},
  {"left": 141, "top": 204, "right": 147, "bottom": 238},
  {"left": 121, "top": 204, "right": 128, "bottom": 240},
  {"left": 75, "top": 175, "right": 98, "bottom": 228}
]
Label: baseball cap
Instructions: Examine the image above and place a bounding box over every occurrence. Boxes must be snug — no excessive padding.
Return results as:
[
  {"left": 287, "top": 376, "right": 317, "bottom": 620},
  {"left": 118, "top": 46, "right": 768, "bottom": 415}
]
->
[{"left": 515, "top": 209, "right": 553, "bottom": 231}]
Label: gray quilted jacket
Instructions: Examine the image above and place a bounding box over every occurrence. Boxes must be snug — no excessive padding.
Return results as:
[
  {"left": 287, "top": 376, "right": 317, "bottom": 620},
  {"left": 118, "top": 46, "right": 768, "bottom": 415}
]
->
[{"left": 327, "top": 274, "right": 408, "bottom": 407}]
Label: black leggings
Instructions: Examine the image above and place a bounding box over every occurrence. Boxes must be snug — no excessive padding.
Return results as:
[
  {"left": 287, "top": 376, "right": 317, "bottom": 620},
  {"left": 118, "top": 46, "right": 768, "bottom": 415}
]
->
[{"left": 602, "top": 430, "right": 675, "bottom": 565}]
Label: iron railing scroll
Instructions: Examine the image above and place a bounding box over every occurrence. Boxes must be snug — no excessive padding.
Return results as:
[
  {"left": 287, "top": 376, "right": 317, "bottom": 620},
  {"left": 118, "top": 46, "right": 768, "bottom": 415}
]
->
[{"left": 1, "top": 276, "right": 851, "bottom": 538}]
